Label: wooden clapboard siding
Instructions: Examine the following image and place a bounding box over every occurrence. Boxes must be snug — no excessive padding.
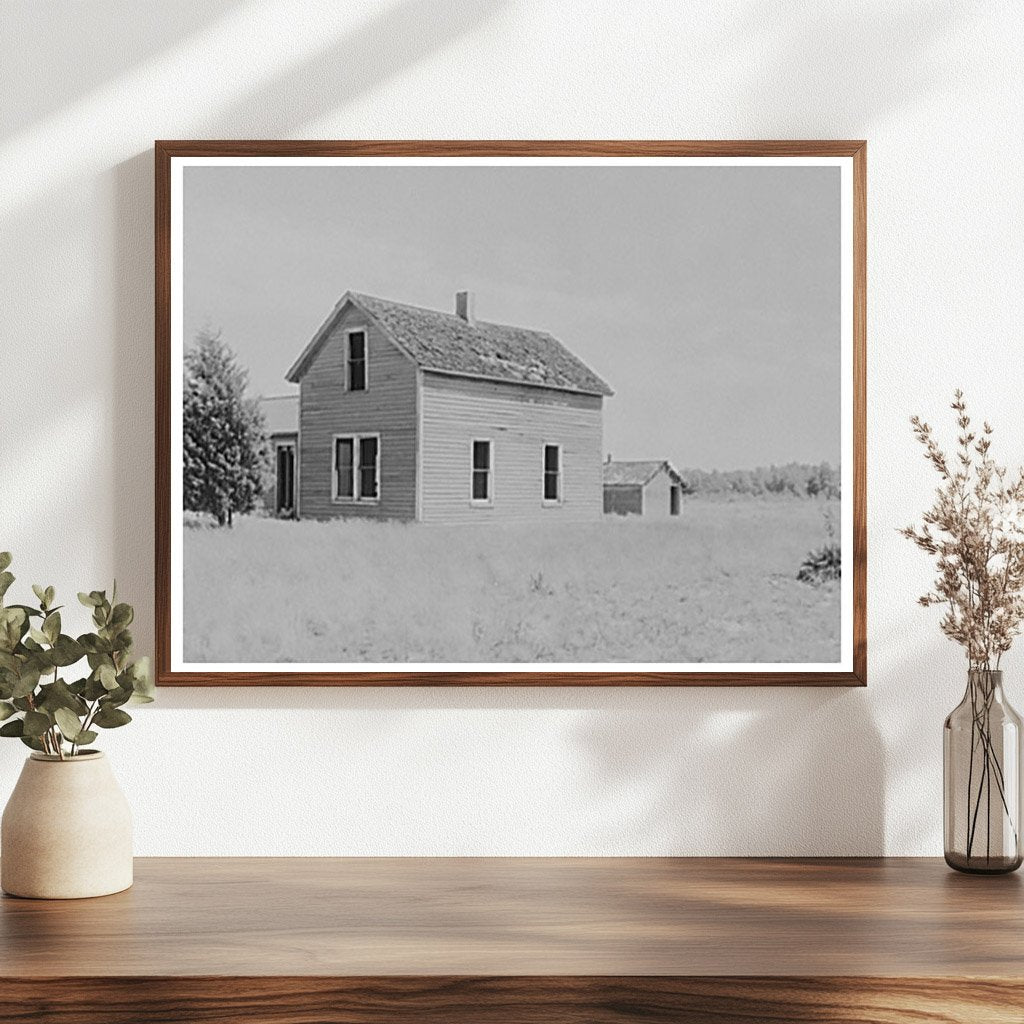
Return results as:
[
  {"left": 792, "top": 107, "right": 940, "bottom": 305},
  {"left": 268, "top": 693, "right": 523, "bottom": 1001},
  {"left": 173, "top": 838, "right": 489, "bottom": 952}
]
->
[
  {"left": 419, "top": 372, "right": 603, "bottom": 523},
  {"left": 298, "top": 303, "right": 417, "bottom": 520},
  {"left": 641, "top": 469, "right": 675, "bottom": 519},
  {"left": 603, "top": 485, "right": 643, "bottom": 516}
]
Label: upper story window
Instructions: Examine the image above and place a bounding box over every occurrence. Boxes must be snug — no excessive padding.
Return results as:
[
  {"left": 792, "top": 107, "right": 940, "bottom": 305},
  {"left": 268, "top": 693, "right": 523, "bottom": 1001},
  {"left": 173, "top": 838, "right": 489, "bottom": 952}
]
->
[
  {"left": 543, "top": 444, "right": 561, "bottom": 504},
  {"left": 347, "top": 330, "right": 367, "bottom": 391},
  {"left": 471, "top": 440, "right": 492, "bottom": 504}
]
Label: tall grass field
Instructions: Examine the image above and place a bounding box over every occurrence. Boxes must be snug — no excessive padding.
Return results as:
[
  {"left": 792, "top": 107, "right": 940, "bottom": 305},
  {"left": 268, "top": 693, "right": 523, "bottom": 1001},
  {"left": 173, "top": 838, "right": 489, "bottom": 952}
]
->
[{"left": 182, "top": 500, "right": 840, "bottom": 665}]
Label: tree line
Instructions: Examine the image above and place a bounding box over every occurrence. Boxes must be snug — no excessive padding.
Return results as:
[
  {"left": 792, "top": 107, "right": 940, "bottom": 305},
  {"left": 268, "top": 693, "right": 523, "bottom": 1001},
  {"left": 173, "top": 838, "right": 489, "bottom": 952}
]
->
[{"left": 681, "top": 462, "right": 840, "bottom": 499}]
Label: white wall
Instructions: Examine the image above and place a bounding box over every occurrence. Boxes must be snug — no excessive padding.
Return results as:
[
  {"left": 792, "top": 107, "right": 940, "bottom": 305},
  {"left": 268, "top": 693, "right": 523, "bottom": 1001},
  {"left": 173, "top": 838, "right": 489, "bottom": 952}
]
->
[{"left": 1, "top": 0, "right": 1022, "bottom": 855}]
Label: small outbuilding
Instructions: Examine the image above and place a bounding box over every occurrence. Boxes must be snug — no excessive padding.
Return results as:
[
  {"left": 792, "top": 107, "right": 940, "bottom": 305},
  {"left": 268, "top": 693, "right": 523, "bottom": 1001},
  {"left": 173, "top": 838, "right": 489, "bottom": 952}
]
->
[{"left": 603, "top": 459, "right": 685, "bottom": 519}]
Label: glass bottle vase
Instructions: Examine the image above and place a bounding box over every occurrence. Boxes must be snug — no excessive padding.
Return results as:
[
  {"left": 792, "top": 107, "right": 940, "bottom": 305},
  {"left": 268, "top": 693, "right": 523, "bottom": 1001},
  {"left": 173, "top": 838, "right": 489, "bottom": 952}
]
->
[{"left": 944, "top": 669, "right": 1023, "bottom": 873}]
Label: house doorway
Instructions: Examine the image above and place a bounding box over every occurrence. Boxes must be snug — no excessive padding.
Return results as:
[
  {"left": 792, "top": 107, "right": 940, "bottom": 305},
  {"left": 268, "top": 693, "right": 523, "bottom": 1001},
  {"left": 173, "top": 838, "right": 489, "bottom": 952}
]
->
[
  {"left": 275, "top": 443, "right": 296, "bottom": 517},
  {"left": 669, "top": 484, "right": 681, "bottom": 516}
]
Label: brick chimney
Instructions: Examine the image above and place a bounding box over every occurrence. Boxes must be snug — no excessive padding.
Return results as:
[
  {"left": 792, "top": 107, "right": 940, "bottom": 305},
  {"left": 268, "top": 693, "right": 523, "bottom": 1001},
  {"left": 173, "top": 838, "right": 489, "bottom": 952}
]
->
[{"left": 455, "top": 290, "right": 475, "bottom": 325}]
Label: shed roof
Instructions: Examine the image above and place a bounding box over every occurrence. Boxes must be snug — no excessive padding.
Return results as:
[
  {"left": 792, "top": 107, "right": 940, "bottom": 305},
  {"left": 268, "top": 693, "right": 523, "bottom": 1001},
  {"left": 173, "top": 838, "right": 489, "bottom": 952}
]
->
[
  {"left": 286, "top": 291, "right": 613, "bottom": 397},
  {"left": 258, "top": 393, "right": 298, "bottom": 436},
  {"left": 603, "top": 460, "right": 684, "bottom": 487}
]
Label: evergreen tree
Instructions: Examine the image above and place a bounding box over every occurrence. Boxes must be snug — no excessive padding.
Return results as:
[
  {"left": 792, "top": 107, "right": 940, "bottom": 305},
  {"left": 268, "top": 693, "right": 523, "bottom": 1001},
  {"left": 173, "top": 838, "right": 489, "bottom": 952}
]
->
[{"left": 182, "top": 328, "right": 268, "bottom": 526}]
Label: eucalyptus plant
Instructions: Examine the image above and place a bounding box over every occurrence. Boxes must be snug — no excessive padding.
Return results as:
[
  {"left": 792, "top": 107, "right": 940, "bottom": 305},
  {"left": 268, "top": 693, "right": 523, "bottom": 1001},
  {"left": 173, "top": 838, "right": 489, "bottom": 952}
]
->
[{"left": 0, "top": 552, "right": 153, "bottom": 759}]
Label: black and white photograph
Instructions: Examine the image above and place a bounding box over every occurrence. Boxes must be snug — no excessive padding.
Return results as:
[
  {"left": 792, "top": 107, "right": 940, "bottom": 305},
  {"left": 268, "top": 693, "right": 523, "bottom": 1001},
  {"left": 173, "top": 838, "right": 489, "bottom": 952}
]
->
[{"left": 160, "top": 146, "right": 862, "bottom": 683}]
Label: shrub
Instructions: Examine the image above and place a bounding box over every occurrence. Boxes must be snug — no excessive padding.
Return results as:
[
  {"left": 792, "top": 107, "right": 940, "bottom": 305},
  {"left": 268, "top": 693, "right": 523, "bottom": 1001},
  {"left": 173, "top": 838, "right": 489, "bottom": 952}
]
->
[{"left": 797, "top": 543, "right": 841, "bottom": 585}]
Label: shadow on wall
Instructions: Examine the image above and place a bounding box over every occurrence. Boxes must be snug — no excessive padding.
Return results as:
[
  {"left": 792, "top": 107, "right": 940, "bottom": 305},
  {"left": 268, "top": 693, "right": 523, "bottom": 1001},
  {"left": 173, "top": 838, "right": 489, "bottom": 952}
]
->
[
  {"left": 572, "top": 687, "right": 885, "bottom": 855},
  {"left": 731, "top": 0, "right": 974, "bottom": 134},
  {"left": 0, "top": 1, "right": 245, "bottom": 139},
  {"left": 144, "top": 681, "right": 886, "bottom": 856},
  {"left": 196, "top": 0, "right": 506, "bottom": 137}
]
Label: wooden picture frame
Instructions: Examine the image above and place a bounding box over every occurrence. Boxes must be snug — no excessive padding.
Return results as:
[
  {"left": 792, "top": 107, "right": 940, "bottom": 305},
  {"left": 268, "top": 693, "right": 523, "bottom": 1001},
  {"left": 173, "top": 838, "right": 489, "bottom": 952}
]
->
[{"left": 156, "top": 140, "right": 866, "bottom": 687}]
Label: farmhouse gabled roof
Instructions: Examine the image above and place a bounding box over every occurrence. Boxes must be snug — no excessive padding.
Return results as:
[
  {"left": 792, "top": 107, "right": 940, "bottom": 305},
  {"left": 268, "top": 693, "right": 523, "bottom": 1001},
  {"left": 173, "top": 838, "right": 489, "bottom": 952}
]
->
[
  {"left": 286, "top": 291, "right": 613, "bottom": 397},
  {"left": 603, "top": 460, "right": 684, "bottom": 487}
]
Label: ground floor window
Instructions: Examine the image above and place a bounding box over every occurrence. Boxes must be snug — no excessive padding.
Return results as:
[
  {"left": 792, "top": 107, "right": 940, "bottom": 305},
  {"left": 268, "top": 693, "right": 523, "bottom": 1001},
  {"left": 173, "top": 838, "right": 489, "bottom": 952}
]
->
[
  {"left": 334, "top": 434, "right": 379, "bottom": 502},
  {"left": 543, "top": 444, "right": 561, "bottom": 504},
  {"left": 471, "top": 439, "right": 492, "bottom": 503}
]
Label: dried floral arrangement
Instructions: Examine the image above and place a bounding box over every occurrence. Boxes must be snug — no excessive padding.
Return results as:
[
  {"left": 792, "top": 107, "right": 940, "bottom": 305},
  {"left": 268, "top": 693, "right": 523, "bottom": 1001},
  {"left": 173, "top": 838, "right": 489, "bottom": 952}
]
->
[
  {"left": 902, "top": 391, "right": 1024, "bottom": 670},
  {"left": 902, "top": 391, "right": 1024, "bottom": 867},
  {"left": 0, "top": 552, "right": 153, "bottom": 759}
]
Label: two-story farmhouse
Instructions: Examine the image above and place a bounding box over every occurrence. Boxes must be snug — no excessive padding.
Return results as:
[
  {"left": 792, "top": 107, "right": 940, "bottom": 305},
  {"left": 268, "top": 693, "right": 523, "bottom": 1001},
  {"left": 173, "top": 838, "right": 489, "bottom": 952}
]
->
[{"left": 282, "top": 291, "right": 613, "bottom": 523}]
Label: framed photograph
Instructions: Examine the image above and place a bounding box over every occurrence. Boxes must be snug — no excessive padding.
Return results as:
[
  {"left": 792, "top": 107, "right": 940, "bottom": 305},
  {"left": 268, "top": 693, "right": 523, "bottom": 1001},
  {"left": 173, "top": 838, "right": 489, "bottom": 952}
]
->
[{"left": 155, "top": 141, "right": 865, "bottom": 686}]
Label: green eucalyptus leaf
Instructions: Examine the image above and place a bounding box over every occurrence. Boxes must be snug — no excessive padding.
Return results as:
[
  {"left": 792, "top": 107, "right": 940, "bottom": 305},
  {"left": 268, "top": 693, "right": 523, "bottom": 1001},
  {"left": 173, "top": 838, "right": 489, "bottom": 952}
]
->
[
  {"left": 110, "top": 603, "right": 133, "bottom": 629},
  {"left": 19, "top": 734, "right": 45, "bottom": 751},
  {"left": 0, "top": 701, "right": 16, "bottom": 721},
  {"left": 11, "top": 665, "right": 41, "bottom": 699},
  {"left": 0, "top": 553, "right": 11, "bottom": 573},
  {"left": 42, "top": 611, "right": 60, "bottom": 644},
  {"left": 8, "top": 604, "right": 42, "bottom": 619},
  {"left": 53, "top": 707, "right": 84, "bottom": 741},
  {"left": 37, "top": 679, "right": 88, "bottom": 716},
  {"left": 82, "top": 636, "right": 112, "bottom": 657},
  {"left": 83, "top": 675, "right": 107, "bottom": 701},
  {"left": 22, "top": 711, "right": 50, "bottom": 738},
  {"left": 77, "top": 592, "right": 100, "bottom": 608},
  {"left": 128, "top": 657, "right": 154, "bottom": 701},
  {"left": 44, "top": 586, "right": 55, "bottom": 609},
  {"left": 0, "top": 651, "right": 18, "bottom": 674},
  {"left": 104, "top": 685, "right": 132, "bottom": 709},
  {"left": 0, "top": 607, "right": 27, "bottom": 651},
  {"left": 0, "top": 572, "right": 14, "bottom": 601},
  {"left": 74, "top": 730, "right": 98, "bottom": 746},
  {"left": 0, "top": 718, "right": 24, "bottom": 738},
  {"left": 28, "top": 627, "right": 49, "bottom": 646},
  {"left": 49, "top": 635, "right": 85, "bottom": 667},
  {"left": 12, "top": 697, "right": 33, "bottom": 712},
  {"left": 93, "top": 705, "right": 131, "bottom": 729},
  {"left": 31, "top": 584, "right": 48, "bottom": 608},
  {"left": 98, "top": 663, "right": 117, "bottom": 690}
]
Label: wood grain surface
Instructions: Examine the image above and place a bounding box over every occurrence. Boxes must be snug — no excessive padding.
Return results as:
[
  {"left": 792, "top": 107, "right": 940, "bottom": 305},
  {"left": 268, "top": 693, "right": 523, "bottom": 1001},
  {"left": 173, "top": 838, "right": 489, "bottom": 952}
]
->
[
  {"left": 155, "top": 139, "right": 867, "bottom": 688},
  {"left": 2, "top": 857, "right": 1020, "bottom": 1023},
  {"left": 0, "top": 976, "right": 1022, "bottom": 1024},
  {"left": 3, "top": 856, "right": 1022, "bottom": 977}
]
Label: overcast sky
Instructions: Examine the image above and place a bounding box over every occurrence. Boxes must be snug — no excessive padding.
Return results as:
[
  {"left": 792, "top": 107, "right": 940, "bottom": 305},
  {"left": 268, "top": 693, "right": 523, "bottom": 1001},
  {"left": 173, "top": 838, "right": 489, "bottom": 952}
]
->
[{"left": 183, "top": 164, "right": 840, "bottom": 471}]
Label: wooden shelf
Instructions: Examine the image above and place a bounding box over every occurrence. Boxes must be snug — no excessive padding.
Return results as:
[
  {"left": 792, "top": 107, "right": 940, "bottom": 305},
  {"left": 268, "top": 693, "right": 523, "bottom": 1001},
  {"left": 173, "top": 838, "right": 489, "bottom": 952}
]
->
[{"left": 2, "top": 857, "right": 1021, "bottom": 1022}]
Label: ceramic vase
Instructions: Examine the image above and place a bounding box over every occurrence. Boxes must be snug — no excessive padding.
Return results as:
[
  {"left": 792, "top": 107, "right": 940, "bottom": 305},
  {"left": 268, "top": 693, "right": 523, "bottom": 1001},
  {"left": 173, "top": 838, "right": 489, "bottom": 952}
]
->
[{"left": 1, "top": 751, "right": 133, "bottom": 898}]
